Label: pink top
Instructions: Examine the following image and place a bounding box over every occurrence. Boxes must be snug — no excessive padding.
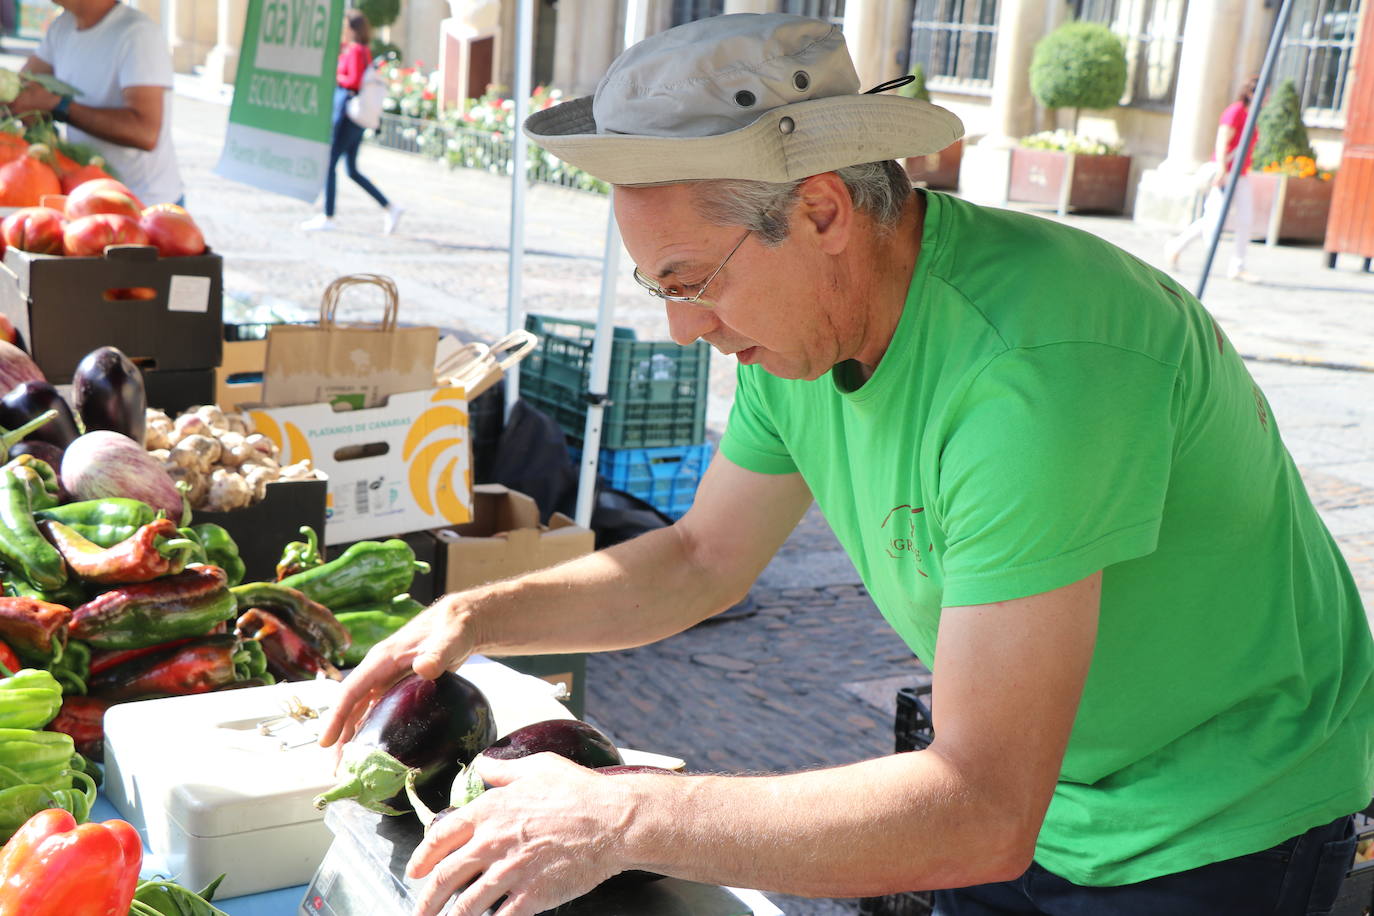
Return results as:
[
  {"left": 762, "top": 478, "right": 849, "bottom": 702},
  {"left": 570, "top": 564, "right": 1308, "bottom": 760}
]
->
[
  {"left": 1218, "top": 101, "right": 1259, "bottom": 173},
  {"left": 336, "top": 42, "right": 371, "bottom": 91}
]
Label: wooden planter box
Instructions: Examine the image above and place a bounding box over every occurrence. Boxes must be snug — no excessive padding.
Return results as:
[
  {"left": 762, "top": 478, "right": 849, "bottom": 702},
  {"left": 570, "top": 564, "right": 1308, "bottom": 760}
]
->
[
  {"left": 1249, "top": 172, "right": 1335, "bottom": 244},
  {"left": 1008, "top": 148, "right": 1131, "bottom": 214},
  {"left": 903, "top": 139, "right": 963, "bottom": 191}
]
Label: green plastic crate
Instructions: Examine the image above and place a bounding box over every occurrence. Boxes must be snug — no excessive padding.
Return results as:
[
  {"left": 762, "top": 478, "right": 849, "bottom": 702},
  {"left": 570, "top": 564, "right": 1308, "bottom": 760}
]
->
[{"left": 521, "top": 314, "right": 710, "bottom": 449}]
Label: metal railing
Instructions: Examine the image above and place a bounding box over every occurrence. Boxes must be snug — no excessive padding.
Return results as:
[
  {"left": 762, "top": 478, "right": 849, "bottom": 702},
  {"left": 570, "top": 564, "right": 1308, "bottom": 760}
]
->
[{"left": 368, "top": 112, "right": 608, "bottom": 193}]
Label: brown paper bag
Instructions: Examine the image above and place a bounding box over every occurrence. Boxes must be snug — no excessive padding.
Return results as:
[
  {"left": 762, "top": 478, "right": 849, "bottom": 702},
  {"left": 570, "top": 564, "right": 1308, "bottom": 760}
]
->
[{"left": 261, "top": 274, "right": 439, "bottom": 409}]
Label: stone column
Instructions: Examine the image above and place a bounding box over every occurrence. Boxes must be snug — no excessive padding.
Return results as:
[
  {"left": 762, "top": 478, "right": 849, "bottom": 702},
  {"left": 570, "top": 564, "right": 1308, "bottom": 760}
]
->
[
  {"left": 552, "top": 0, "right": 621, "bottom": 96},
  {"left": 959, "top": 0, "right": 1047, "bottom": 205},
  {"left": 980, "top": 0, "right": 1048, "bottom": 148},
  {"left": 404, "top": 0, "right": 451, "bottom": 72},
  {"left": 202, "top": 0, "right": 248, "bottom": 87},
  {"left": 843, "top": 0, "right": 888, "bottom": 94},
  {"left": 1133, "top": 0, "right": 1250, "bottom": 228},
  {"left": 164, "top": 0, "right": 206, "bottom": 74}
]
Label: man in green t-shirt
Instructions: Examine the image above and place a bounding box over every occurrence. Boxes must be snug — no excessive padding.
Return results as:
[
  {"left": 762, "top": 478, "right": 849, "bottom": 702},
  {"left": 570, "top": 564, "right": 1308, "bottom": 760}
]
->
[{"left": 322, "top": 14, "right": 1373, "bottom": 916}]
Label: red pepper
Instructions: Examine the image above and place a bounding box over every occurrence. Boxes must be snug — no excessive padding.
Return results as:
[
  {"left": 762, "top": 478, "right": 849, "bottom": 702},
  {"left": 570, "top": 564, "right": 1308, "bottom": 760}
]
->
[
  {"left": 39, "top": 517, "right": 197, "bottom": 585},
  {"left": 86, "top": 634, "right": 240, "bottom": 703},
  {"left": 88, "top": 636, "right": 199, "bottom": 677},
  {"left": 0, "top": 597, "right": 70, "bottom": 659},
  {"left": 45, "top": 695, "right": 111, "bottom": 763},
  {"left": 0, "top": 639, "right": 18, "bottom": 675},
  {"left": 0, "top": 807, "right": 142, "bottom": 916},
  {"left": 236, "top": 609, "right": 341, "bottom": 682}
]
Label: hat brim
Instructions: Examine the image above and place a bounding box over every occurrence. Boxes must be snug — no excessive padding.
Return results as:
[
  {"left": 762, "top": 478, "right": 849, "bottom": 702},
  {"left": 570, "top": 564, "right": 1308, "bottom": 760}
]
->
[{"left": 523, "top": 95, "right": 964, "bottom": 185}]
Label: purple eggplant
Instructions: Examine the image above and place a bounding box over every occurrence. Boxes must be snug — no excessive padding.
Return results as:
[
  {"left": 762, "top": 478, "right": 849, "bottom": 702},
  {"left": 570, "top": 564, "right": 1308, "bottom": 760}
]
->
[
  {"left": 481, "top": 719, "right": 623, "bottom": 768},
  {"left": 314, "top": 671, "right": 495, "bottom": 816},
  {"left": 0, "top": 381, "right": 80, "bottom": 449},
  {"left": 71, "top": 347, "right": 146, "bottom": 445}
]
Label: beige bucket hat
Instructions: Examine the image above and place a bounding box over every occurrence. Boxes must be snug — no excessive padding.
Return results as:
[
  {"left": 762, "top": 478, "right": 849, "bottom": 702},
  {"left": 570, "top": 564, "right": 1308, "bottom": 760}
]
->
[{"left": 523, "top": 13, "right": 964, "bottom": 185}]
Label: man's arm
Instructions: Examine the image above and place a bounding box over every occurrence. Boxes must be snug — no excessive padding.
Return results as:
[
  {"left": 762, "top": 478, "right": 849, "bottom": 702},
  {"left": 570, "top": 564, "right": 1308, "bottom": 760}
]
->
[
  {"left": 405, "top": 572, "right": 1102, "bottom": 915},
  {"left": 321, "top": 454, "right": 814, "bottom": 746},
  {"left": 8, "top": 79, "right": 164, "bottom": 152}
]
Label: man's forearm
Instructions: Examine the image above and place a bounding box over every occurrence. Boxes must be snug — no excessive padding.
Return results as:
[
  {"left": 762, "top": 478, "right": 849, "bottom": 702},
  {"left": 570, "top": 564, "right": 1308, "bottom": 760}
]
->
[
  {"left": 461, "top": 522, "right": 751, "bottom": 658},
  {"left": 620, "top": 751, "right": 1034, "bottom": 897},
  {"left": 65, "top": 102, "right": 159, "bottom": 151}
]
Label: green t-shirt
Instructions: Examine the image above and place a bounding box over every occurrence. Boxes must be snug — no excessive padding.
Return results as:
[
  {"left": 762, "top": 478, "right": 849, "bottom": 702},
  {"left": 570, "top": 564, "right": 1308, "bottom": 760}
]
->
[{"left": 721, "top": 191, "right": 1374, "bottom": 885}]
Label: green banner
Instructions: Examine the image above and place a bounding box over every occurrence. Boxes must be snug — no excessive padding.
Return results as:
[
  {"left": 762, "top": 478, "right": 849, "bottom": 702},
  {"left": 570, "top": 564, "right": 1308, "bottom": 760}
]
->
[{"left": 215, "top": 0, "right": 343, "bottom": 201}]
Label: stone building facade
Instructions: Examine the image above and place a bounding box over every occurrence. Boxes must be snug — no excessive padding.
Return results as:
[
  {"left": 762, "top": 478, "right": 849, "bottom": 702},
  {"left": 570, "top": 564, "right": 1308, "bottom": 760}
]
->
[{"left": 148, "top": 0, "right": 1364, "bottom": 225}]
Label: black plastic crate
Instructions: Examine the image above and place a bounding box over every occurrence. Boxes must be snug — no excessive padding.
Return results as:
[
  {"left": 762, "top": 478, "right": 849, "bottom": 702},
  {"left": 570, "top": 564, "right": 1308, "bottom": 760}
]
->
[
  {"left": 520, "top": 314, "right": 710, "bottom": 449},
  {"left": 895, "top": 683, "right": 935, "bottom": 752}
]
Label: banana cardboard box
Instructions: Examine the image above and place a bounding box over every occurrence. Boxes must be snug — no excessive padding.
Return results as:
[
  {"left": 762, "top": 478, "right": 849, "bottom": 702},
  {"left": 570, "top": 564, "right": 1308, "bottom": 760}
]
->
[{"left": 246, "top": 386, "right": 471, "bottom": 545}]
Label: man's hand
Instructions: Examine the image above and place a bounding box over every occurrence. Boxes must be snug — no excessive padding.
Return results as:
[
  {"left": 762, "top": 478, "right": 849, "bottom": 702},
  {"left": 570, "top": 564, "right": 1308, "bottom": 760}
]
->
[
  {"left": 407, "top": 754, "right": 638, "bottom": 916},
  {"left": 8, "top": 80, "right": 59, "bottom": 116},
  {"left": 318, "top": 596, "right": 477, "bottom": 748}
]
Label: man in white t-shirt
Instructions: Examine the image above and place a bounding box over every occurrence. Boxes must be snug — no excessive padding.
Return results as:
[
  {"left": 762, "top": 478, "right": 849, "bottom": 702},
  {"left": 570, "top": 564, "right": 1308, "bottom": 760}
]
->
[{"left": 10, "top": 0, "right": 183, "bottom": 205}]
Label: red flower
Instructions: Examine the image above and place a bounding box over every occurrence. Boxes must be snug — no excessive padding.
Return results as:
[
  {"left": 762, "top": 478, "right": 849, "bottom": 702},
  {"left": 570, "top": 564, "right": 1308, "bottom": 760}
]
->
[{"left": 422, "top": 90, "right": 435, "bottom": 100}]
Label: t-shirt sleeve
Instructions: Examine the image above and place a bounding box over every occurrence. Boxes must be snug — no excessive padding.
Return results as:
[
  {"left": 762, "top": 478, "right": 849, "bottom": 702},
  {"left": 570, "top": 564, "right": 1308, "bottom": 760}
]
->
[
  {"left": 117, "top": 19, "right": 174, "bottom": 89},
  {"left": 935, "top": 342, "right": 1181, "bottom": 607},
  {"left": 1220, "top": 101, "right": 1247, "bottom": 131},
  {"left": 720, "top": 365, "right": 799, "bottom": 475}
]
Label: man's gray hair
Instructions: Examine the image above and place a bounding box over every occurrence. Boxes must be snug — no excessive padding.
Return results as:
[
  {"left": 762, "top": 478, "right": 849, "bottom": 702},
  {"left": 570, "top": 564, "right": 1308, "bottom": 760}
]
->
[{"left": 690, "top": 160, "right": 911, "bottom": 245}]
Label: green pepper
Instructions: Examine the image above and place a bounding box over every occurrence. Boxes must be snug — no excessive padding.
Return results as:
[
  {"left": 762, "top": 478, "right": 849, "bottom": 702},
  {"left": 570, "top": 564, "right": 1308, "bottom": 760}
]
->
[
  {"left": 131, "top": 875, "right": 230, "bottom": 916},
  {"left": 190, "top": 524, "right": 245, "bottom": 587},
  {"left": 50, "top": 766, "right": 97, "bottom": 824},
  {"left": 3, "top": 461, "right": 57, "bottom": 512},
  {"left": 35, "top": 498, "right": 160, "bottom": 549},
  {"left": 49, "top": 640, "right": 89, "bottom": 696},
  {"left": 0, "top": 782, "right": 60, "bottom": 843},
  {"left": 0, "top": 469, "right": 67, "bottom": 592},
  {"left": 335, "top": 596, "right": 425, "bottom": 667},
  {"left": 235, "top": 638, "right": 270, "bottom": 681},
  {"left": 175, "top": 528, "right": 209, "bottom": 566},
  {"left": 275, "top": 526, "right": 323, "bottom": 580},
  {"left": 69, "top": 566, "right": 236, "bottom": 651},
  {"left": 1, "top": 569, "right": 87, "bottom": 608},
  {"left": 278, "top": 539, "right": 429, "bottom": 611},
  {"left": 0, "top": 728, "right": 77, "bottom": 789},
  {"left": 0, "top": 669, "right": 62, "bottom": 729}
]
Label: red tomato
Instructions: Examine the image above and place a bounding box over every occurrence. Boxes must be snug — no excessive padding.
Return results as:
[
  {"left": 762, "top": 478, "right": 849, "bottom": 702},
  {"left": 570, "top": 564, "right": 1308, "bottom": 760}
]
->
[
  {"left": 1, "top": 206, "right": 67, "bottom": 255},
  {"left": 63, "top": 214, "right": 149, "bottom": 258},
  {"left": 64, "top": 178, "right": 143, "bottom": 221},
  {"left": 139, "top": 204, "right": 205, "bottom": 257},
  {"left": 0, "top": 639, "right": 20, "bottom": 674}
]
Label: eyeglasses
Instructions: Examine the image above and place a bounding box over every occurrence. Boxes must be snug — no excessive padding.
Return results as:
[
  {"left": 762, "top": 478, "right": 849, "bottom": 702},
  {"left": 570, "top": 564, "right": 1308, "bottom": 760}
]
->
[{"left": 632, "top": 230, "right": 750, "bottom": 307}]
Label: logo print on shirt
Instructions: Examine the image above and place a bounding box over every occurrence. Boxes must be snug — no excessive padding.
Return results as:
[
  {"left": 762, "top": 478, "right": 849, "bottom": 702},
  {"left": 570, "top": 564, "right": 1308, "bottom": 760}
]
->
[
  {"left": 1251, "top": 383, "right": 1268, "bottom": 430},
  {"left": 882, "top": 505, "right": 930, "bottom": 577}
]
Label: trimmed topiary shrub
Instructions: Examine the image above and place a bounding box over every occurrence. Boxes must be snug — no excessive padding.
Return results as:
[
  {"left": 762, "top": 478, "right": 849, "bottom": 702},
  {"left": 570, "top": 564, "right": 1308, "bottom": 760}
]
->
[
  {"left": 357, "top": 0, "right": 401, "bottom": 30},
  {"left": 898, "top": 64, "right": 931, "bottom": 102},
  {"left": 1030, "top": 22, "right": 1127, "bottom": 133},
  {"left": 1252, "top": 78, "right": 1316, "bottom": 170}
]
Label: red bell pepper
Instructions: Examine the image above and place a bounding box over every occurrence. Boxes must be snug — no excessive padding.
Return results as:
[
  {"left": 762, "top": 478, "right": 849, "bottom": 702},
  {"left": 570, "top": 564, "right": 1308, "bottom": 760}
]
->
[
  {"left": 45, "top": 695, "right": 111, "bottom": 763},
  {"left": 0, "top": 807, "right": 142, "bottom": 916},
  {"left": 0, "top": 640, "right": 17, "bottom": 676},
  {"left": 40, "top": 517, "right": 198, "bottom": 585}
]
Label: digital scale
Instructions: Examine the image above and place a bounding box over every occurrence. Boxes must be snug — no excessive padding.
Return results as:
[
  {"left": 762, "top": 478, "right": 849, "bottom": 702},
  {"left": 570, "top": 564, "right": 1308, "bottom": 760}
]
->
[{"left": 300, "top": 800, "right": 766, "bottom": 916}]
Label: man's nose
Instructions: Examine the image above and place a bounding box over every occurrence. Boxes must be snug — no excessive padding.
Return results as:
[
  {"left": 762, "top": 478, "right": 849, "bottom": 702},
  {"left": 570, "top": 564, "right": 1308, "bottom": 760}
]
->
[{"left": 664, "top": 299, "right": 717, "bottom": 346}]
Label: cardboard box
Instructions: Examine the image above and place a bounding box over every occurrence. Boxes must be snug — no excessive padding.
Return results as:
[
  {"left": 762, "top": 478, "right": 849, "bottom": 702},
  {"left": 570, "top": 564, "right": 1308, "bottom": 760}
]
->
[
  {"left": 246, "top": 387, "right": 472, "bottom": 546},
  {"left": 434, "top": 483, "right": 596, "bottom": 716},
  {"left": 215, "top": 339, "right": 267, "bottom": 411},
  {"left": 0, "top": 245, "right": 223, "bottom": 384},
  {"left": 192, "top": 478, "right": 328, "bottom": 583},
  {"left": 435, "top": 484, "right": 594, "bottom": 592}
]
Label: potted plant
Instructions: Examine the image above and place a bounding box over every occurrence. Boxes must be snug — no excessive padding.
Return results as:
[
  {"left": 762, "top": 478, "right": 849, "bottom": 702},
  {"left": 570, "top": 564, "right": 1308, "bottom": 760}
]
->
[
  {"left": 1248, "top": 79, "right": 1335, "bottom": 244},
  {"left": 900, "top": 65, "right": 962, "bottom": 190},
  {"left": 1010, "top": 22, "right": 1131, "bottom": 214}
]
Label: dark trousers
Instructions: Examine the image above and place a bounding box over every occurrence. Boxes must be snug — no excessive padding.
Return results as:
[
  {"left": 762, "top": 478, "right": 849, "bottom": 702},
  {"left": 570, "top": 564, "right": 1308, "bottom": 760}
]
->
[
  {"left": 934, "top": 813, "right": 1358, "bottom": 916},
  {"left": 324, "top": 86, "right": 389, "bottom": 217}
]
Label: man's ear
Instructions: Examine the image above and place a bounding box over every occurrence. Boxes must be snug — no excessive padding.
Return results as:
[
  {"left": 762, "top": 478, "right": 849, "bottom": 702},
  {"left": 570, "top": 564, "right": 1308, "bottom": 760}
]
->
[{"left": 795, "top": 172, "right": 852, "bottom": 255}]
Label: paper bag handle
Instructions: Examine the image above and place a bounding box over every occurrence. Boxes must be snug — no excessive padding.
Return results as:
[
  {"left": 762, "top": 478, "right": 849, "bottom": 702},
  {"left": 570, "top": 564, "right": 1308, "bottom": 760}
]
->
[
  {"left": 434, "top": 341, "right": 491, "bottom": 379},
  {"left": 319, "top": 274, "right": 400, "bottom": 330},
  {"left": 488, "top": 330, "right": 538, "bottom": 370}
]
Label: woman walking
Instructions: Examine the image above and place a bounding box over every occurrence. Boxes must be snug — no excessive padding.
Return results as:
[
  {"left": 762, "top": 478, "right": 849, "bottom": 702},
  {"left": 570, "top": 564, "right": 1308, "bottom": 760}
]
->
[
  {"left": 302, "top": 9, "right": 403, "bottom": 234},
  {"left": 1164, "top": 76, "right": 1260, "bottom": 282}
]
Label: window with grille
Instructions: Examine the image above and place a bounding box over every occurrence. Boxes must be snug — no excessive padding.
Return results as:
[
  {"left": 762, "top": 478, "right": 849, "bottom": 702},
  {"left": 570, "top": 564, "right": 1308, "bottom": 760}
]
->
[
  {"left": 672, "top": 0, "right": 725, "bottom": 26},
  {"left": 781, "top": 0, "right": 846, "bottom": 26},
  {"left": 1274, "top": 0, "right": 1362, "bottom": 126},
  {"left": 907, "top": 0, "right": 999, "bottom": 93},
  {"left": 1073, "top": 0, "right": 1188, "bottom": 109}
]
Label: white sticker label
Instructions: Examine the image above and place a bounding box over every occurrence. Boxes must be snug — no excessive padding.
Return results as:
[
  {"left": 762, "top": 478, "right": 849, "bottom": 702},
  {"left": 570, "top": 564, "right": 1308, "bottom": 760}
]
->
[{"left": 167, "top": 275, "right": 211, "bottom": 314}]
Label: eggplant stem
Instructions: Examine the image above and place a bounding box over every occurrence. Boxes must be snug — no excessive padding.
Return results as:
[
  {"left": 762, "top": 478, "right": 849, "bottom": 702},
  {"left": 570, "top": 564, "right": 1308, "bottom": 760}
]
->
[
  {"left": 312, "top": 744, "right": 411, "bottom": 815},
  {"left": 405, "top": 769, "right": 438, "bottom": 829},
  {"left": 0, "top": 409, "right": 57, "bottom": 450}
]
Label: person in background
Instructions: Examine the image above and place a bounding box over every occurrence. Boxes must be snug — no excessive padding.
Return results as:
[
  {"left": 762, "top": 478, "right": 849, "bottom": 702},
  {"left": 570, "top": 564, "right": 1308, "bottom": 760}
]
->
[
  {"left": 9, "top": 0, "right": 183, "bottom": 206},
  {"left": 1165, "top": 75, "right": 1260, "bottom": 282},
  {"left": 302, "top": 8, "right": 403, "bottom": 234}
]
